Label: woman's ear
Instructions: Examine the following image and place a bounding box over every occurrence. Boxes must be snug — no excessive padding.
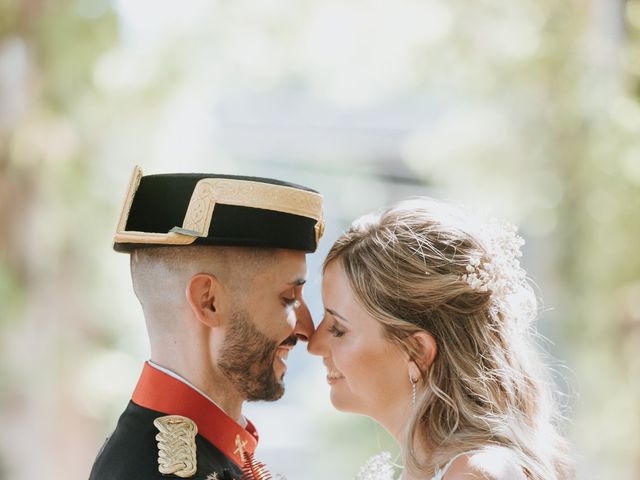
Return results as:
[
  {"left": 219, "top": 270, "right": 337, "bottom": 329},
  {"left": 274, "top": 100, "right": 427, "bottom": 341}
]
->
[
  {"left": 410, "top": 331, "right": 438, "bottom": 374},
  {"left": 185, "top": 273, "right": 221, "bottom": 328}
]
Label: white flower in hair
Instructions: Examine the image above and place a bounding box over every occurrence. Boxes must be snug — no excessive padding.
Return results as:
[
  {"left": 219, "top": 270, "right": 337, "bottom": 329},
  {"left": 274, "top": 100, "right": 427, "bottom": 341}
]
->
[
  {"left": 460, "top": 220, "right": 526, "bottom": 301},
  {"left": 355, "top": 451, "right": 397, "bottom": 480}
]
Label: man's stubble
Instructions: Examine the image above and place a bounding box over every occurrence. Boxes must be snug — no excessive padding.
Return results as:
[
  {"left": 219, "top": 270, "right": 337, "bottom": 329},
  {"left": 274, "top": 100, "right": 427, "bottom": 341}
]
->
[{"left": 218, "top": 309, "right": 291, "bottom": 401}]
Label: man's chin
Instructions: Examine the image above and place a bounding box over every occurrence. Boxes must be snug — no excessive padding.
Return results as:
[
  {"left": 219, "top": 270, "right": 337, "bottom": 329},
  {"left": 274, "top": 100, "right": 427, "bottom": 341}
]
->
[
  {"left": 244, "top": 374, "right": 285, "bottom": 402},
  {"left": 246, "top": 388, "right": 284, "bottom": 402}
]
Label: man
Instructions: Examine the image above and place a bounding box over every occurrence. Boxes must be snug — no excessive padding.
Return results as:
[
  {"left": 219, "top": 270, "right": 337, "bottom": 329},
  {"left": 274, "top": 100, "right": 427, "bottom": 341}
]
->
[{"left": 89, "top": 166, "right": 324, "bottom": 480}]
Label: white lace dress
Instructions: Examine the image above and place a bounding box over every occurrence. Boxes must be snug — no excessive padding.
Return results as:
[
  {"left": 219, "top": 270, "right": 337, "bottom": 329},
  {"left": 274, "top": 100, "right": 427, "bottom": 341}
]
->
[
  {"left": 356, "top": 451, "right": 481, "bottom": 480},
  {"left": 431, "top": 451, "right": 479, "bottom": 480}
]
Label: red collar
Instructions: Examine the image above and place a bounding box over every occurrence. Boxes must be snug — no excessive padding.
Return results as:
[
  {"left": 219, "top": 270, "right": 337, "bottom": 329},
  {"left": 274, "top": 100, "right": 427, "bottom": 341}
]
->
[{"left": 131, "top": 362, "right": 258, "bottom": 468}]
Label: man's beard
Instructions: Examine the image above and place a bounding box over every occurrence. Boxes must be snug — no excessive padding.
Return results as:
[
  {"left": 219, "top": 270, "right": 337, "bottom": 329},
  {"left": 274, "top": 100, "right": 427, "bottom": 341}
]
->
[{"left": 218, "top": 309, "right": 296, "bottom": 401}]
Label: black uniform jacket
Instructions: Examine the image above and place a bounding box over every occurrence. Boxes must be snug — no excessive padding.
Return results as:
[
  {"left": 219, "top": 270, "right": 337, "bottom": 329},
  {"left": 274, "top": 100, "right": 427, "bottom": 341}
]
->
[{"left": 89, "top": 362, "right": 269, "bottom": 480}]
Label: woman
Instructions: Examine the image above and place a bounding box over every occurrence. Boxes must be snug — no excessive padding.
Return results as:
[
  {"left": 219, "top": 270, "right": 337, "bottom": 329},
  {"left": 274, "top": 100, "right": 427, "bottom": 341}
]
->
[{"left": 308, "top": 198, "right": 574, "bottom": 480}]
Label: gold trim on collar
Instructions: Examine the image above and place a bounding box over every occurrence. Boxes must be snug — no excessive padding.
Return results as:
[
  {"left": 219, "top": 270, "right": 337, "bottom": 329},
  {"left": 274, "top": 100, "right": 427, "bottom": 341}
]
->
[
  {"left": 154, "top": 415, "right": 198, "bottom": 478},
  {"left": 233, "top": 434, "right": 248, "bottom": 461}
]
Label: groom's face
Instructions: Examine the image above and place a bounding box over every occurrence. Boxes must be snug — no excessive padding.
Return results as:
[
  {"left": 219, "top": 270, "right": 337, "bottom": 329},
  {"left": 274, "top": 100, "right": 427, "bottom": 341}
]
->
[{"left": 217, "top": 250, "right": 313, "bottom": 401}]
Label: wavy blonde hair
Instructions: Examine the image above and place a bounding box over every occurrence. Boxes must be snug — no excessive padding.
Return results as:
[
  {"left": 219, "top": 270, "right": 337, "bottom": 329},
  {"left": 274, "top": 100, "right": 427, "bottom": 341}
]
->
[{"left": 324, "top": 198, "right": 574, "bottom": 479}]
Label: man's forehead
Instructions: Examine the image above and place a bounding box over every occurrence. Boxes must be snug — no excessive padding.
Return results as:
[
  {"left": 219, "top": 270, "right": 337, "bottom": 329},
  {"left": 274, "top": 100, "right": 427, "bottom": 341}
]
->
[{"left": 269, "top": 250, "right": 308, "bottom": 282}]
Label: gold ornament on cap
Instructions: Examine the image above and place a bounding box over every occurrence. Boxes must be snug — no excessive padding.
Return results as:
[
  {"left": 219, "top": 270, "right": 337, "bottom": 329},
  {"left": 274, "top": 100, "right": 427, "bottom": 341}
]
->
[
  {"left": 179, "top": 178, "right": 324, "bottom": 240},
  {"left": 114, "top": 166, "right": 325, "bottom": 247}
]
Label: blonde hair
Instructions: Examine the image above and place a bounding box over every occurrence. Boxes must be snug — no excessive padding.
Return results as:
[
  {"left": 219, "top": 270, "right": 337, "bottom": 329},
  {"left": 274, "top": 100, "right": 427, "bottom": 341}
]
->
[{"left": 324, "top": 198, "right": 574, "bottom": 479}]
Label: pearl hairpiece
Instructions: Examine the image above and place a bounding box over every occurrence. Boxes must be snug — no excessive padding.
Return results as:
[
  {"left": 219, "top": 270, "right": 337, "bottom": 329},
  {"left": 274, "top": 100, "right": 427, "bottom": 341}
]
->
[{"left": 460, "top": 221, "right": 527, "bottom": 301}]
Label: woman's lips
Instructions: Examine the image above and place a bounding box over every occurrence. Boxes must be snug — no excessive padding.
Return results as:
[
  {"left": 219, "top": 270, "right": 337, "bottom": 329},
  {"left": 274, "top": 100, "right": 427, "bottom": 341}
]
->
[{"left": 326, "top": 369, "right": 345, "bottom": 384}]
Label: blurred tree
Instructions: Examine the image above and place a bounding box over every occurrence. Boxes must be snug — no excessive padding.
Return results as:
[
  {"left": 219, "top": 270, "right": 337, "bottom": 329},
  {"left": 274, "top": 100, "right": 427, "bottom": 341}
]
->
[
  {"left": 1, "top": 0, "right": 639, "bottom": 479},
  {"left": 0, "top": 1, "right": 117, "bottom": 478}
]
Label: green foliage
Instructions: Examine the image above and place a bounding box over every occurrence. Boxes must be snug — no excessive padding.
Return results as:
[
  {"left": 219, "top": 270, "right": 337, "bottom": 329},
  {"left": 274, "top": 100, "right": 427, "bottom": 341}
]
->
[
  {"left": 0, "top": 260, "right": 24, "bottom": 327},
  {"left": 1, "top": 1, "right": 639, "bottom": 479}
]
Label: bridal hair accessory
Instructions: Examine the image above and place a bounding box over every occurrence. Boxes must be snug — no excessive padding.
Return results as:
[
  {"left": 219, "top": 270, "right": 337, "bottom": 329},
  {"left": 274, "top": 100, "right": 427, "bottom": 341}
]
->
[{"left": 460, "top": 220, "right": 526, "bottom": 301}]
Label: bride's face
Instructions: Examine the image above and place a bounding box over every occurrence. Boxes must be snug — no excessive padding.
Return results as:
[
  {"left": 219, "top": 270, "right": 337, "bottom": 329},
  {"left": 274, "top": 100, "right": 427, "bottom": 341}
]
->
[{"left": 308, "top": 261, "right": 411, "bottom": 419}]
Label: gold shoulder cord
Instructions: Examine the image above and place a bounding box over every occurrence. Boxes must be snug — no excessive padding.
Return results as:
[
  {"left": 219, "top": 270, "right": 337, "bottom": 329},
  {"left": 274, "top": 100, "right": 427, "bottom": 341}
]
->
[{"left": 154, "top": 415, "right": 198, "bottom": 478}]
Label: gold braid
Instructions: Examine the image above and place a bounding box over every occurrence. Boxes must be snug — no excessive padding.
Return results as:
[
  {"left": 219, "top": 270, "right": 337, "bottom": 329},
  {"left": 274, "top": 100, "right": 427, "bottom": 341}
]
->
[{"left": 154, "top": 415, "right": 198, "bottom": 478}]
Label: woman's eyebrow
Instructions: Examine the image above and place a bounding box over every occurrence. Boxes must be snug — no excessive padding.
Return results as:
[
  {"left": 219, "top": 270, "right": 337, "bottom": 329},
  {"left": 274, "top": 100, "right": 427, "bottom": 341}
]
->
[{"left": 325, "top": 308, "right": 351, "bottom": 324}]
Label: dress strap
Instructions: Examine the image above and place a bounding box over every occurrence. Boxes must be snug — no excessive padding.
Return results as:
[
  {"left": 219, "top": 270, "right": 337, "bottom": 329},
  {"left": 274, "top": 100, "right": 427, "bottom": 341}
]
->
[{"left": 432, "top": 450, "right": 484, "bottom": 480}]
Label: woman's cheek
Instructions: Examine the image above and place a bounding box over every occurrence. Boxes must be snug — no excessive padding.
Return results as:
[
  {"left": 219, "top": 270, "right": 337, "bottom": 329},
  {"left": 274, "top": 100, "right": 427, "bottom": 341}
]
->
[{"left": 341, "top": 344, "right": 369, "bottom": 383}]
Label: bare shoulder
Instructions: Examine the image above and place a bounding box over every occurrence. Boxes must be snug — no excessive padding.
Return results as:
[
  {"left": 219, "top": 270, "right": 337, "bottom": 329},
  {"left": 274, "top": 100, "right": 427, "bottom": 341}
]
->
[{"left": 443, "top": 446, "right": 526, "bottom": 480}]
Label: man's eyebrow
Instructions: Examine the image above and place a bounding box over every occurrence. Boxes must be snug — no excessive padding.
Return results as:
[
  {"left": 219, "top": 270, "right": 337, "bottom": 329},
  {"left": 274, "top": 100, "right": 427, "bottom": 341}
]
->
[{"left": 325, "top": 308, "right": 350, "bottom": 323}]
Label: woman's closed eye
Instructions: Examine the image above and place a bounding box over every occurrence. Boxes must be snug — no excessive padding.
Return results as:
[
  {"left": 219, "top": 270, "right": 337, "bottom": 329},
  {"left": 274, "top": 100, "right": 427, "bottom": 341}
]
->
[{"left": 328, "top": 322, "right": 345, "bottom": 337}]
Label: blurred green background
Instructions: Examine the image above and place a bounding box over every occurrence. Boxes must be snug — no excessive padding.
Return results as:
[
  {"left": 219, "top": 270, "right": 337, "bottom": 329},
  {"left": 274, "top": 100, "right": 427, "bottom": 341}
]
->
[{"left": 1, "top": 0, "right": 639, "bottom": 479}]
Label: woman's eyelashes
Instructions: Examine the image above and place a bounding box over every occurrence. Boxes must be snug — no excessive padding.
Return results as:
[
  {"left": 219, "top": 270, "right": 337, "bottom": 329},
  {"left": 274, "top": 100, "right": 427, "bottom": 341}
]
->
[
  {"left": 328, "top": 322, "right": 345, "bottom": 338},
  {"left": 320, "top": 311, "right": 346, "bottom": 337}
]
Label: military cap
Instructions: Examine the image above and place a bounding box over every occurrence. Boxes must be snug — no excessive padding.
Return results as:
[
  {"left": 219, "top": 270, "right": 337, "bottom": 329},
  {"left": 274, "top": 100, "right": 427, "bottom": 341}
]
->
[{"left": 113, "top": 166, "right": 324, "bottom": 253}]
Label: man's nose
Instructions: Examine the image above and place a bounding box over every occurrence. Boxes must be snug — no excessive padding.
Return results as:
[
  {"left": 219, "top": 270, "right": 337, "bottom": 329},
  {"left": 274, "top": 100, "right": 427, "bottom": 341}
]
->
[
  {"left": 306, "top": 320, "right": 324, "bottom": 356},
  {"left": 292, "top": 299, "right": 315, "bottom": 342}
]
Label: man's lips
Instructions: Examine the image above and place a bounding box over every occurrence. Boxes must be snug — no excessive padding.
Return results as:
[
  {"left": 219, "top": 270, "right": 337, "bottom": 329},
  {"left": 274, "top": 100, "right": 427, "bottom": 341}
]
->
[
  {"left": 274, "top": 347, "right": 290, "bottom": 375},
  {"left": 273, "top": 336, "right": 297, "bottom": 372},
  {"left": 275, "top": 347, "right": 290, "bottom": 359}
]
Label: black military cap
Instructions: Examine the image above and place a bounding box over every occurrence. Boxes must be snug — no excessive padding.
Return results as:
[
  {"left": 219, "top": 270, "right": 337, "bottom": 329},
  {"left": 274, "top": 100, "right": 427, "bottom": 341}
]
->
[{"left": 114, "top": 166, "right": 324, "bottom": 253}]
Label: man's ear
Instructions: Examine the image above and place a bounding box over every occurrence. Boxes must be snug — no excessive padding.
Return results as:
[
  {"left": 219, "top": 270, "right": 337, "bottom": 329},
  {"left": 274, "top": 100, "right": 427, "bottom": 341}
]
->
[
  {"left": 186, "top": 273, "right": 222, "bottom": 328},
  {"left": 409, "top": 331, "right": 438, "bottom": 374}
]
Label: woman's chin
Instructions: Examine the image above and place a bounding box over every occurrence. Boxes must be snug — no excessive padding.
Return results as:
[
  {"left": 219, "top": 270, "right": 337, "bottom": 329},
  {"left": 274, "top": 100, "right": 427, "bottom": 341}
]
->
[{"left": 329, "top": 389, "right": 361, "bottom": 414}]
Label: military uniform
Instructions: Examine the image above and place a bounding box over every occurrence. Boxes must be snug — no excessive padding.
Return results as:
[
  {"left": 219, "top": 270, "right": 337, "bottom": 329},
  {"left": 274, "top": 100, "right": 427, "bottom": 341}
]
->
[
  {"left": 90, "top": 363, "right": 267, "bottom": 480},
  {"left": 89, "top": 167, "right": 324, "bottom": 479}
]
